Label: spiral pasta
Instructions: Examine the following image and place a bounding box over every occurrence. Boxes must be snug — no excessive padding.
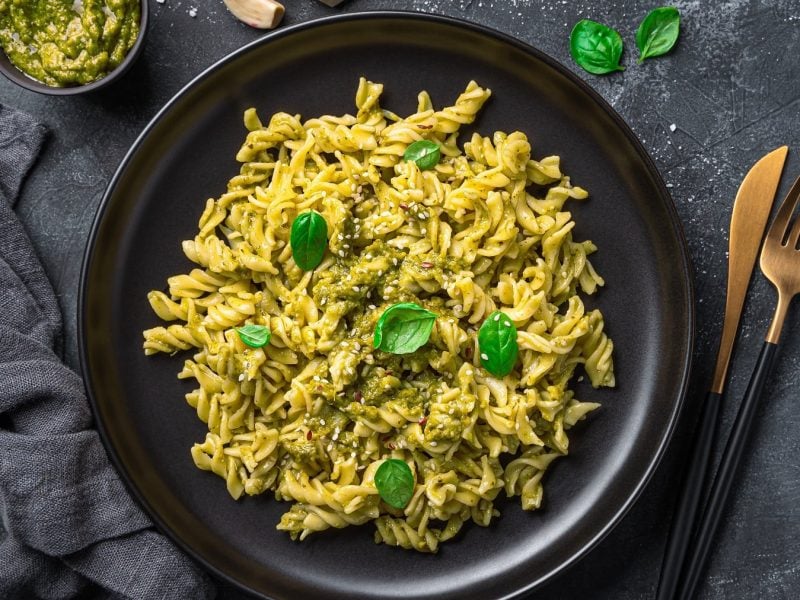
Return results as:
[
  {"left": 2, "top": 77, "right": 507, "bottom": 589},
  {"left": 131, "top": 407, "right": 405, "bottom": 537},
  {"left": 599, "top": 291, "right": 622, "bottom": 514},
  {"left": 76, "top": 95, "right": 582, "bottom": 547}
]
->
[{"left": 143, "top": 79, "right": 615, "bottom": 552}]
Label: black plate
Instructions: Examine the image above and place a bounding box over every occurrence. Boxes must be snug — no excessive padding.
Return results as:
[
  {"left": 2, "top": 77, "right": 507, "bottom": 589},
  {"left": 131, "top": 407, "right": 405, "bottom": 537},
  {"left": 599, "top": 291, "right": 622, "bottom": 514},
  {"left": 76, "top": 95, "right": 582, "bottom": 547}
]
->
[{"left": 80, "top": 12, "right": 693, "bottom": 600}]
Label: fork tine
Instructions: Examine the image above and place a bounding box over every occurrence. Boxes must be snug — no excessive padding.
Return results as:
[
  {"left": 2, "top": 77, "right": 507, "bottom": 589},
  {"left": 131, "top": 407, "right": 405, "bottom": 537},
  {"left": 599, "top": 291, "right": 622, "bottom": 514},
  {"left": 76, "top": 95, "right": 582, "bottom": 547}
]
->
[
  {"left": 789, "top": 212, "right": 800, "bottom": 249},
  {"left": 767, "top": 176, "right": 800, "bottom": 245}
]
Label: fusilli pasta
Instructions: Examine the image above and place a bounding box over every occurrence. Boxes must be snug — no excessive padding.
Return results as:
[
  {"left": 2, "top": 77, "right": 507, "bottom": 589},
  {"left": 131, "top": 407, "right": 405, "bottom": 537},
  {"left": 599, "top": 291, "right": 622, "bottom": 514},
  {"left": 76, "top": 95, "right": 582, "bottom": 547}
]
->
[{"left": 143, "top": 79, "right": 615, "bottom": 552}]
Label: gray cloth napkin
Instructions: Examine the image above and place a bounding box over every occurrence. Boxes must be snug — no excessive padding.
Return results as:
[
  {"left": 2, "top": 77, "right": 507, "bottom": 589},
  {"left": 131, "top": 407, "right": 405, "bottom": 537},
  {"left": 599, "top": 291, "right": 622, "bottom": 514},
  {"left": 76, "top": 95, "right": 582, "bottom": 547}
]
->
[{"left": 0, "top": 104, "right": 216, "bottom": 600}]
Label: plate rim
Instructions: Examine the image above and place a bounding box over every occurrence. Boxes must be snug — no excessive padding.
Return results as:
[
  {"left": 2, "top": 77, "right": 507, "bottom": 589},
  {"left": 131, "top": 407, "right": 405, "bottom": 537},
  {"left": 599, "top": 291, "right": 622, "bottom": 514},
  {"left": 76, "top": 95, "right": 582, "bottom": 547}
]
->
[{"left": 78, "top": 10, "right": 695, "bottom": 599}]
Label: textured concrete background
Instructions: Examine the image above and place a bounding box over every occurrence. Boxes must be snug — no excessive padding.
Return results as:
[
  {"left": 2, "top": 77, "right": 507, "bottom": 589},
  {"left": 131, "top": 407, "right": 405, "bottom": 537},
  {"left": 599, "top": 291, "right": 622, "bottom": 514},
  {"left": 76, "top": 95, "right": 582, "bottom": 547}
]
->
[{"left": 2, "top": 0, "right": 799, "bottom": 598}]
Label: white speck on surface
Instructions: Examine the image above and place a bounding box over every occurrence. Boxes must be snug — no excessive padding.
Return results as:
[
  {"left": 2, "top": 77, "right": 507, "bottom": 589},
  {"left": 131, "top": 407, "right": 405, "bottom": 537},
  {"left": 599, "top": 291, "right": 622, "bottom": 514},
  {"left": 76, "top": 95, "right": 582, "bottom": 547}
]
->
[
  {"left": 669, "top": 123, "right": 677, "bottom": 132},
  {"left": 188, "top": 6, "right": 197, "bottom": 17}
]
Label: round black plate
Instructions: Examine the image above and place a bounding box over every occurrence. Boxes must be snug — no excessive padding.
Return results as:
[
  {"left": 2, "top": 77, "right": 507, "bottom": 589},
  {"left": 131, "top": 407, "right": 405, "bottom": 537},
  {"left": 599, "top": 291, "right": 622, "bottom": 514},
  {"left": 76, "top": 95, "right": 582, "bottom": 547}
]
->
[{"left": 79, "top": 12, "right": 693, "bottom": 600}]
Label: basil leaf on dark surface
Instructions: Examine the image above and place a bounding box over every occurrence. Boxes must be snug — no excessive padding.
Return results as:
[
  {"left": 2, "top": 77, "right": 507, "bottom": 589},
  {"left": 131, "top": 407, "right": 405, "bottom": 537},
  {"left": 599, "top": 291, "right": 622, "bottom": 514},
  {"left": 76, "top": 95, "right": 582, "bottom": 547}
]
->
[
  {"left": 403, "top": 140, "right": 441, "bottom": 170},
  {"left": 477, "top": 311, "right": 518, "bottom": 377},
  {"left": 236, "top": 324, "right": 271, "bottom": 348},
  {"left": 569, "top": 19, "right": 625, "bottom": 75},
  {"left": 636, "top": 6, "right": 680, "bottom": 62},
  {"left": 373, "top": 302, "right": 436, "bottom": 354},
  {"left": 290, "top": 210, "right": 328, "bottom": 271},
  {"left": 374, "top": 458, "right": 415, "bottom": 509}
]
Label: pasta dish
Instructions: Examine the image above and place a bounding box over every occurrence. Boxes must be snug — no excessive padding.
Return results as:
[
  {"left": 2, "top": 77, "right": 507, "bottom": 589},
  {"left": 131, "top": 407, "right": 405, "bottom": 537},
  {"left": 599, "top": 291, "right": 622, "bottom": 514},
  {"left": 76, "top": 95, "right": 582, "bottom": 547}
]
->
[{"left": 142, "top": 79, "right": 615, "bottom": 552}]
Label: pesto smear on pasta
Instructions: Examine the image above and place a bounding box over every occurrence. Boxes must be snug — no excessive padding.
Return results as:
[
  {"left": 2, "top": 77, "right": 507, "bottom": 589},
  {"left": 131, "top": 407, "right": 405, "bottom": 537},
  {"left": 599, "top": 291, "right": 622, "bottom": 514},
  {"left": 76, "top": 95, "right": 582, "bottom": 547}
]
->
[{"left": 143, "top": 79, "right": 615, "bottom": 552}]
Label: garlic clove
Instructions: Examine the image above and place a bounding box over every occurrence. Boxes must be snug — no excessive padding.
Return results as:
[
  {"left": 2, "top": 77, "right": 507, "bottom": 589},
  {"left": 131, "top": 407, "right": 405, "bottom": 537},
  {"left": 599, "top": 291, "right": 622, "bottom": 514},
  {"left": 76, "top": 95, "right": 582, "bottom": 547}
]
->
[{"left": 223, "top": 0, "right": 285, "bottom": 30}]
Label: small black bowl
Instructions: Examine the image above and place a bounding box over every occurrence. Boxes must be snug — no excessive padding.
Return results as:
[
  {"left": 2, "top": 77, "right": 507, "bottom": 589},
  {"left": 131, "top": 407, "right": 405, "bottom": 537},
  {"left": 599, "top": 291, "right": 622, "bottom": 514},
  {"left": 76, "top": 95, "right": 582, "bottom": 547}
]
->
[{"left": 0, "top": 0, "right": 148, "bottom": 95}]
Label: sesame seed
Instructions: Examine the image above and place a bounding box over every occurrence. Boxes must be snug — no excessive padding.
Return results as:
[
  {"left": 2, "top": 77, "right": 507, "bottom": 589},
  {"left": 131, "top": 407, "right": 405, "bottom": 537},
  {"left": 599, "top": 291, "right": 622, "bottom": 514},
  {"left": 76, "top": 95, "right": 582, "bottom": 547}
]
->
[
  {"left": 504, "top": 321, "right": 512, "bottom": 327},
  {"left": 352, "top": 286, "right": 360, "bottom": 292},
  {"left": 493, "top": 314, "right": 500, "bottom": 321},
  {"left": 338, "top": 250, "right": 345, "bottom": 257},
  {"left": 480, "top": 353, "right": 488, "bottom": 360},
  {"left": 238, "top": 373, "right": 245, "bottom": 382},
  {"left": 368, "top": 304, "right": 376, "bottom": 310},
  {"left": 430, "top": 441, "right": 437, "bottom": 447}
]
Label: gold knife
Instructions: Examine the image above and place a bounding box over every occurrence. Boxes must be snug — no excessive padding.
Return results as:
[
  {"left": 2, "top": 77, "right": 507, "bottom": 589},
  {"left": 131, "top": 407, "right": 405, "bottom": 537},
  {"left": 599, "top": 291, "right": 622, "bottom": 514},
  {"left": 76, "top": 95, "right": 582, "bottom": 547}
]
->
[{"left": 656, "top": 145, "right": 788, "bottom": 600}]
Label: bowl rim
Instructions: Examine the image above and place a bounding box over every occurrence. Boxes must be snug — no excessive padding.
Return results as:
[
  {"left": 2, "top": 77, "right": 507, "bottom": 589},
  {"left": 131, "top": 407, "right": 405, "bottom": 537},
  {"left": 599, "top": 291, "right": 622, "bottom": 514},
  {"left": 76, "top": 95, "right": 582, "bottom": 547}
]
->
[{"left": 0, "top": 0, "right": 148, "bottom": 95}]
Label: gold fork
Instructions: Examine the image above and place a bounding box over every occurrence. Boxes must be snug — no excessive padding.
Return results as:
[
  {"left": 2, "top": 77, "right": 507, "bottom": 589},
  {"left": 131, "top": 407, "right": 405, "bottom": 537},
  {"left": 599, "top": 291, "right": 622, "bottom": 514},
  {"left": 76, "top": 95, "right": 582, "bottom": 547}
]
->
[
  {"left": 676, "top": 175, "right": 800, "bottom": 600},
  {"left": 762, "top": 176, "right": 800, "bottom": 345}
]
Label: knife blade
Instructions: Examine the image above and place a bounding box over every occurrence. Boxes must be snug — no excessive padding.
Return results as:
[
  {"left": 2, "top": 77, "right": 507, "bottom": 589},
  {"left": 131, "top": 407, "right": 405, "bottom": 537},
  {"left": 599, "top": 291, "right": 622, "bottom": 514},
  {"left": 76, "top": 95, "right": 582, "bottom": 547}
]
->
[
  {"left": 710, "top": 145, "right": 789, "bottom": 393},
  {"left": 656, "top": 145, "right": 788, "bottom": 600}
]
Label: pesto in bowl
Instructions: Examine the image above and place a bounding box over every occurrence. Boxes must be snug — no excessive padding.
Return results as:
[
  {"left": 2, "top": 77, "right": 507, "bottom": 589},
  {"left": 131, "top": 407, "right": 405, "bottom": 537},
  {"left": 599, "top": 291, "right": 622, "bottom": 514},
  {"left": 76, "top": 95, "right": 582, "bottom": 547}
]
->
[{"left": 0, "top": 0, "right": 140, "bottom": 88}]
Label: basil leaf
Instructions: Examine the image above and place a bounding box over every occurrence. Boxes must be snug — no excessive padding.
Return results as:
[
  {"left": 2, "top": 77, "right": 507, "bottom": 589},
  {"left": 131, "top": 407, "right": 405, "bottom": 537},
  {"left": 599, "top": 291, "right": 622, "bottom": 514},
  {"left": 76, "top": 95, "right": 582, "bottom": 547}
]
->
[
  {"left": 373, "top": 302, "right": 436, "bottom": 354},
  {"left": 236, "top": 324, "right": 271, "bottom": 348},
  {"left": 636, "top": 6, "right": 680, "bottom": 63},
  {"left": 403, "top": 140, "right": 441, "bottom": 170},
  {"left": 569, "top": 19, "right": 625, "bottom": 75},
  {"left": 374, "top": 458, "right": 415, "bottom": 509},
  {"left": 477, "top": 311, "right": 518, "bottom": 377},
  {"left": 290, "top": 210, "right": 328, "bottom": 271}
]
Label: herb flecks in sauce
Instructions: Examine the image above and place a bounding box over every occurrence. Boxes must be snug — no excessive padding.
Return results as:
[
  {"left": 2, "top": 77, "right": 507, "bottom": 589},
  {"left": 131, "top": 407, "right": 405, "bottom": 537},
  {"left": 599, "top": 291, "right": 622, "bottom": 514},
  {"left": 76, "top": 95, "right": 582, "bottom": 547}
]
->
[{"left": 0, "top": 0, "right": 141, "bottom": 87}]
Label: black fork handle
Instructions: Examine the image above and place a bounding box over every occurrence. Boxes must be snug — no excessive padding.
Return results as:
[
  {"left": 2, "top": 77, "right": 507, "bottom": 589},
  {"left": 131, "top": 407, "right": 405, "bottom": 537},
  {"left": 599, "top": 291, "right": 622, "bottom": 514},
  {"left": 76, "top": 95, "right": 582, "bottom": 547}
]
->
[
  {"left": 676, "top": 341, "right": 779, "bottom": 600},
  {"left": 655, "top": 390, "right": 722, "bottom": 600}
]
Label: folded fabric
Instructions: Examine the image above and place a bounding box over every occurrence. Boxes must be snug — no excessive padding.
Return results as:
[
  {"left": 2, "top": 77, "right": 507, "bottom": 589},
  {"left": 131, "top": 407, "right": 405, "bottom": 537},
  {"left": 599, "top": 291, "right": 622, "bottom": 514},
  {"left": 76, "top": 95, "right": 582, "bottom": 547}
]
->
[{"left": 0, "top": 104, "right": 216, "bottom": 600}]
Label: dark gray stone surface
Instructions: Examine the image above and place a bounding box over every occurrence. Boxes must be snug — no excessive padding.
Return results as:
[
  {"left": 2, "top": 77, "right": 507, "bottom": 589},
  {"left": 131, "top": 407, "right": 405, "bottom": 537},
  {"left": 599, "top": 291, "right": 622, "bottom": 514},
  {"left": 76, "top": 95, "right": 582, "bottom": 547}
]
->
[{"left": 2, "top": 0, "right": 799, "bottom": 598}]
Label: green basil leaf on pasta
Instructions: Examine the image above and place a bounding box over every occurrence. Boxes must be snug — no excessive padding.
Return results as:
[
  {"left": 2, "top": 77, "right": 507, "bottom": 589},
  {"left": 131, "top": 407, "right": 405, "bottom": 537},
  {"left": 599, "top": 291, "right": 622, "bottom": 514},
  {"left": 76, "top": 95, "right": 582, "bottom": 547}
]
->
[
  {"left": 403, "top": 140, "right": 441, "bottom": 170},
  {"left": 290, "top": 210, "right": 328, "bottom": 271},
  {"left": 374, "top": 458, "right": 415, "bottom": 509},
  {"left": 477, "top": 311, "right": 518, "bottom": 377},
  {"left": 373, "top": 302, "right": 436, "bottom": 354},
  {"left": 569, "top": 19, "right": 625, "bottom": 75},
  {"left": 236, "top": 324, "right": 271, "bottom": 348},
  {"left": 636, "top": 6, "right": 680, "bottom": 63}
]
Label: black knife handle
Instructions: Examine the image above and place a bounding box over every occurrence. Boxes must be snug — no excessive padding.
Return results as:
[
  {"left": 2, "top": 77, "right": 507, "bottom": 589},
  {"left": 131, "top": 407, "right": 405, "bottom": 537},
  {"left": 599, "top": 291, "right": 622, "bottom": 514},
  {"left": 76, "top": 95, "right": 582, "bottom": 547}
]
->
[
  {"left": 655, "top": 390, "right": 722, "bottom": 600},
  {"left": 676, "top": 341, "right": 779, "bottom": 600}
]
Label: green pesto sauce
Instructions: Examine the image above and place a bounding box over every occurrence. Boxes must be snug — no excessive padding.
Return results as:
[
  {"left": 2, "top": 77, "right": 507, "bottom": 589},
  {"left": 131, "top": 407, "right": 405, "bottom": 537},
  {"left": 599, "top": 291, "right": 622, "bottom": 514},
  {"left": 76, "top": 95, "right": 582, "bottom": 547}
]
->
[{"left": 0, "top": 0, "right": 140, "bottom": 87}]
